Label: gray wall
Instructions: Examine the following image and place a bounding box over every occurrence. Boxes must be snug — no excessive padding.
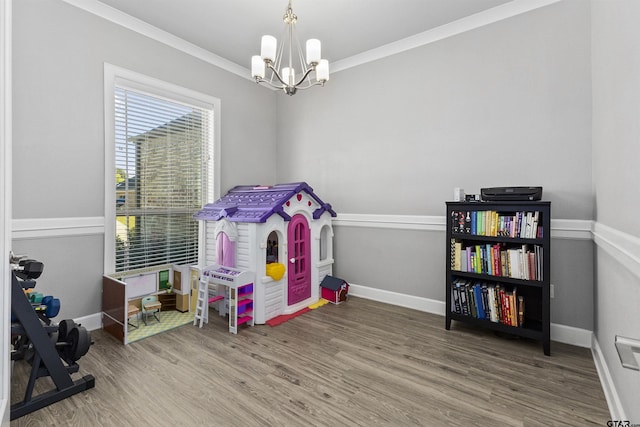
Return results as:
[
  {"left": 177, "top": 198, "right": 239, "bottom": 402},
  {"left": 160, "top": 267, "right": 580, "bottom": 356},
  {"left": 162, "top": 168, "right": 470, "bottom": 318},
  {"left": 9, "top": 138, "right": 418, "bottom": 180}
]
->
[
  {"left": 11, "top": 0, "right": 277, "bottom": 320},
  {"left": 592, "top": 0, "right": 640, "bottom": 421},
  {"left": 277, "top": 0, "right": 594, "bottom": 329}
]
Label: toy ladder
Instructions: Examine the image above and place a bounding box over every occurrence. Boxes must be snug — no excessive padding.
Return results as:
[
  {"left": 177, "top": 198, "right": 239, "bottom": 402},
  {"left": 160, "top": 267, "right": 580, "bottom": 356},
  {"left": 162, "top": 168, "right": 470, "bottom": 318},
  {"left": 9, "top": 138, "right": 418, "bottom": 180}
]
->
[{"left": 193, "top": 279, "right": 224, "bottom": 328}]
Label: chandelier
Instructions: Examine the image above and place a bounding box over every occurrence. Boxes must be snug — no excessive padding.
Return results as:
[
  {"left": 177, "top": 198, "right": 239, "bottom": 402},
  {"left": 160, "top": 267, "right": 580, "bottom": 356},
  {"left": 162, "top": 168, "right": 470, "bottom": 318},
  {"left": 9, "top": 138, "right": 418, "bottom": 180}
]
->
[{"left": 251, "top": 1, "right": 329, "bottom": 96}]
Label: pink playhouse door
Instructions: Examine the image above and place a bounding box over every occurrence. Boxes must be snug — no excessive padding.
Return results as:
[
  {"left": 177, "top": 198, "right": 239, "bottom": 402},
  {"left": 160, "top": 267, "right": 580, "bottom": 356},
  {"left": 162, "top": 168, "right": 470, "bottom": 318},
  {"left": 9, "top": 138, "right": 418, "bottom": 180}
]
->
[{"left": 287, "top": 214, "right": 311, "bottom": 305}]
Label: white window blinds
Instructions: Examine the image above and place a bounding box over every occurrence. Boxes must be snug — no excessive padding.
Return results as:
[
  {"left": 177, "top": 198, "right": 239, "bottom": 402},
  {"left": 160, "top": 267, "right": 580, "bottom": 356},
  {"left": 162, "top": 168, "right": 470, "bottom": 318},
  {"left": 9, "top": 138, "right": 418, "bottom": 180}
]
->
[{"left": 114, "top": 86, "right": 213, "bottom": 272}]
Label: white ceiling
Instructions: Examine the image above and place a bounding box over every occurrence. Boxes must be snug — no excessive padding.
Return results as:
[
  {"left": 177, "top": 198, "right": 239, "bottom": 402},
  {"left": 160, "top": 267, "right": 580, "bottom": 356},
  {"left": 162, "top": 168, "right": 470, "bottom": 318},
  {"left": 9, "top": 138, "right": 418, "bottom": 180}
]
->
[{"left": 95, "top": 0, "right": 512, "bottom": 69}]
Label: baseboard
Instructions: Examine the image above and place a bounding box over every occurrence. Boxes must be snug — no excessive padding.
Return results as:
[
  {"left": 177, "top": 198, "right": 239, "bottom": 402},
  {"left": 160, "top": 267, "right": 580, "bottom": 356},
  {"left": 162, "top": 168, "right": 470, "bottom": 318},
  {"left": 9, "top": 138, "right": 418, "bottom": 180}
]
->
[
  {"left": 348, "top": 283, "right": 446, "bottom": 316},
  {"left": 550, "top": 323, "right": 593, "bottom": 348},
  {"left": 592, "top": 335, "right": 626, "bottom": 420},
  {"left": 74, "top": 312, "right": 102, "bottom": 332},
  {"left": 348, "top": 282, "right": 592, "bottom": 348}
]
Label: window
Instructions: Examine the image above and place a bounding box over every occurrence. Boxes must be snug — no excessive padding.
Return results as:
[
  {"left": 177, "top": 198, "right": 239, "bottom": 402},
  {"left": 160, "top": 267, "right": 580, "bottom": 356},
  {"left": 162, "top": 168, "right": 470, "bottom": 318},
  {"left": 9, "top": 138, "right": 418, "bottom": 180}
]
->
[
  {"left": 266, "top": 230, "right": 279, "bottom": 263},
  {"left": 319, "top": 225, "right": 331, "bottom": 261},
  {"left": 105, "top": 65, "right": 220, "bottom": 273}
]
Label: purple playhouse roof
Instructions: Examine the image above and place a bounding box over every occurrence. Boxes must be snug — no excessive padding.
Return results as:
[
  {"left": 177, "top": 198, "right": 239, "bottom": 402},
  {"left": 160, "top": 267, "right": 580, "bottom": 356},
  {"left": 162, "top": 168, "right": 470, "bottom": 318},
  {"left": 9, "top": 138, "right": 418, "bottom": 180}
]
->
[{"left": 193, "top": 182, "right": 336, "bottom": 223}]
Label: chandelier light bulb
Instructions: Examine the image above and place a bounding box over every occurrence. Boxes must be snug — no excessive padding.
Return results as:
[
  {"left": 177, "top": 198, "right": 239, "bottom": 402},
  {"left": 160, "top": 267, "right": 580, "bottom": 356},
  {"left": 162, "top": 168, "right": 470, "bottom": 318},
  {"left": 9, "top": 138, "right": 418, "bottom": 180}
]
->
[
  {"left": 251, "top": 55, "right": 265, "bottom": 79},
  {"left": 316, "top": 59, "right": 329, "bottom": 82},
  {"left": 306, "top": 39, "right": 321, "bottom": 65},
  {"left": 282, "top": 67, "right": 295, "bottom": 86},
  {"left": 261, "top": 35, "right": 277, "bottom": 62}
]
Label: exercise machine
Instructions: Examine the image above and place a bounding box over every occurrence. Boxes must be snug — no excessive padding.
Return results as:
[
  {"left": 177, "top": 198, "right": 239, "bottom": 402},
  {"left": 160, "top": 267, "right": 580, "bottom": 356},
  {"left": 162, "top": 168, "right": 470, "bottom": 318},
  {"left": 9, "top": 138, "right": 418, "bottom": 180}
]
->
[{"left": 10, "top": 254, "right": 95, "bottom": 420}]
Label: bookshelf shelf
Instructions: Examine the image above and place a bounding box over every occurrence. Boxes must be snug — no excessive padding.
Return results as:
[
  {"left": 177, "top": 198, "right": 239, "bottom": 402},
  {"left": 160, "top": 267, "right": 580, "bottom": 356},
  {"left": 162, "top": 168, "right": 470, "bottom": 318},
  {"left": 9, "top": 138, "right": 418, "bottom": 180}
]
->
[{"left": 445, "top": 201, "right": 551, "bottom": 356}]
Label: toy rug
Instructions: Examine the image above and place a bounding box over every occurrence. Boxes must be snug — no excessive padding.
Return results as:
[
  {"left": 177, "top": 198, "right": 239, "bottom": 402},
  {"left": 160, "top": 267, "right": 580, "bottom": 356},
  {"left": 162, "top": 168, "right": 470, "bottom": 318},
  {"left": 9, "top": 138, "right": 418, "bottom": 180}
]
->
[
  {"left": 127, "top": 310, "right": 193, "bottom": 343},
  {"left": 266, "top": 298, "right": 330, "bottom": 327}
]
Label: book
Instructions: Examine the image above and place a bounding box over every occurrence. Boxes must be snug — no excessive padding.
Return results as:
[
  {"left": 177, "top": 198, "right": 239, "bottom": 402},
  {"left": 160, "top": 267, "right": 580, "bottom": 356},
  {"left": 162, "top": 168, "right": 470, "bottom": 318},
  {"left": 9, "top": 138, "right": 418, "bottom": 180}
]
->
[
  {"left": 518, "top": 295, "right": 525, "bottom": 326},
  {"left": 452, "top": 283, "right": 461, "bottom": 313},
  {"left": 459, "top": 281, "right": 469, "bottom": 315},
  {"left": 511, "top": 287, "right": 518, "bottom": 326},
  {"left": 487, "top": 285, "right": 498, "bottom": 322},
  {"left": 467, "top": 283, "right": 477, "bottom": 318},
  {"left": 450, "top": 239, "right": 457, "bottom": 270},
  {"left": 471, "top": 211, "right": 477, "bottom": 235},
  {"left": 473, "top": 284, "right": 485, "bottom": 319}
]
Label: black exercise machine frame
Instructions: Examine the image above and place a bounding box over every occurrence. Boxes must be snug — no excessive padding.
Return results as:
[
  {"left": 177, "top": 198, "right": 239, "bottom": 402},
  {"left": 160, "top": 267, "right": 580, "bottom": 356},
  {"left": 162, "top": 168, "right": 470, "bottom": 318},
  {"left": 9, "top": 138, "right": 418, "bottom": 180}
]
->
[{"left": 10, "top": 270, "right": 95, "bottom": 420}]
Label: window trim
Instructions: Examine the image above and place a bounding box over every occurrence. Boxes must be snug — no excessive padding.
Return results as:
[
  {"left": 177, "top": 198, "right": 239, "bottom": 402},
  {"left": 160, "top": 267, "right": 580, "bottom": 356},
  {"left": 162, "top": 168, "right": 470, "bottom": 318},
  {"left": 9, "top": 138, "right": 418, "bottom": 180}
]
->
[{"left": 103, "top": 63, "right": 221, "bottom": 273}]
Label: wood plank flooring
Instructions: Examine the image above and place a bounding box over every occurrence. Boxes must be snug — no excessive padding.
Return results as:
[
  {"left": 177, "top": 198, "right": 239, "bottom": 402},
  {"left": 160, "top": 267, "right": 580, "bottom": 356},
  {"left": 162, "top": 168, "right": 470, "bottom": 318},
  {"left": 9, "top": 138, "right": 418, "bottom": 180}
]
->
[{"left": 11, "top": 297, "right": 610, "bottom": 426}]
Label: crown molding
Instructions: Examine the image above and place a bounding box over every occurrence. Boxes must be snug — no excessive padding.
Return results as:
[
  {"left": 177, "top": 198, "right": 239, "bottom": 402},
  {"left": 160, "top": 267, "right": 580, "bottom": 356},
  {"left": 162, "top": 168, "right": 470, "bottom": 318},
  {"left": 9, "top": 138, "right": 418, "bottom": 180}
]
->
[
  {"left": 61, "top": 0, "right": 561, "bottom": 77},
  {"left": 60, "top": 0, "right": 248, "bottom": 80},
  {"left": 331, "top": 0, "right": 562, "bottom": 72}
]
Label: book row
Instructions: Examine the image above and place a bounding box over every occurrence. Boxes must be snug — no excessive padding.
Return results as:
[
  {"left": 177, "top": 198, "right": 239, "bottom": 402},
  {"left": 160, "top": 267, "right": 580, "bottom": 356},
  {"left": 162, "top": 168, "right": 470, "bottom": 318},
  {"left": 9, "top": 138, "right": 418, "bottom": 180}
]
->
[
  {"left": 450, "top": 239, "right": 543, "bottom": 281},
  {"left": 451, "top": 210, "right": 544, "bottom": 239},
  {"left": 451, "top": 279, "right": 524, "bottom": 327}
]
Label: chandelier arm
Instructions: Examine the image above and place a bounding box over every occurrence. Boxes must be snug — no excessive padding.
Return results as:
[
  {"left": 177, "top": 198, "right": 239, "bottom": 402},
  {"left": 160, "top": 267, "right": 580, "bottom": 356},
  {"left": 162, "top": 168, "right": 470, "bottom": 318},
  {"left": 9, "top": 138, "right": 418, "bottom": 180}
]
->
[
  {"left": 293, "top": 66, "right": 315, "bottom": 88},
  {"left": 295, "top": 81, "right": 324, "bottom": 90},
  {"left": 266, "top": 63, "right": 289, "bottom": 87},
  {"left": 256, "top": 78, "right": 285, "bottom": 90}
]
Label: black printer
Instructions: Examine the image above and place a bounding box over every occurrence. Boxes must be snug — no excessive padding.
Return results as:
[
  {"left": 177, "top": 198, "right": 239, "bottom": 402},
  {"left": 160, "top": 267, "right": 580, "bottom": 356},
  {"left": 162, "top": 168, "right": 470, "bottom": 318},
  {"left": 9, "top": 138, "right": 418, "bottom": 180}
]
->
[{"left": 480, "top": 186, "right": 542, "bottom": 201}]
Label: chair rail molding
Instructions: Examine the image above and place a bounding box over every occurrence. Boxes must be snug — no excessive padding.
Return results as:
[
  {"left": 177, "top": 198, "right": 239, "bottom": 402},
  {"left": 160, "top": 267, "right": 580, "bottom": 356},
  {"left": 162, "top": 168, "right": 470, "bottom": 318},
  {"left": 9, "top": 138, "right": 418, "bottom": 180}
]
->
[
  {"left": 593, "top": 222, "right": 640, "bottom": 280},
  {"left": 334, "top": 213, "right": 593, "bottom": 240},
  {"left": 12, "top": 217, "right": 105, "bottom": 240}
]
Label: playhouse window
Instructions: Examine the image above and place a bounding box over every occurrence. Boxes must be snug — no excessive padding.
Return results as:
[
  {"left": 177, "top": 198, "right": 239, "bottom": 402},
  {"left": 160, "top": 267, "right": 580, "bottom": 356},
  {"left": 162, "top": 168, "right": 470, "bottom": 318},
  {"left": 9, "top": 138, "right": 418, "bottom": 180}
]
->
[
  {"left": 319, "top": 225, "right": 330, "bottom": 261},
  {"left": 266, "top": 231, "right": 279, "bottom": 263},
  {"left": 216, "top": 232, "right": 235, "bottom": 267}
]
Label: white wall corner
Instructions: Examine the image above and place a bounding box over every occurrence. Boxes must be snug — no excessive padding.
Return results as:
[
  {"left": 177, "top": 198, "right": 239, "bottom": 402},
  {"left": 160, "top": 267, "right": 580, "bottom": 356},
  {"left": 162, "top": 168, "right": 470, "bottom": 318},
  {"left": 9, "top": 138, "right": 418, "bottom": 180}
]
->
[{"left": 592, "top": 335, "right": 627, "bottom": 421}]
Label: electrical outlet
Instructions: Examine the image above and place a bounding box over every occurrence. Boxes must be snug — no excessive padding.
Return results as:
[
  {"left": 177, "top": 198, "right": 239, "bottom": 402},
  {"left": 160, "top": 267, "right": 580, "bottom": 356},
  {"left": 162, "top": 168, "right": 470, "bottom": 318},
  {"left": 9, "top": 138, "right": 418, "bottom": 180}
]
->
[{"left": 550, "top": 284, "right": 555, "bottom": 298}]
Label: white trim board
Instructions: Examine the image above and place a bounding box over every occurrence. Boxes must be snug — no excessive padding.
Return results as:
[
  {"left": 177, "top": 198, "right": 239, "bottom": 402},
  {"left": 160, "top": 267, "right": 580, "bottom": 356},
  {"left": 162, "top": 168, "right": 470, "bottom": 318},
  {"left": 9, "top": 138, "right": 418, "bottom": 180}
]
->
[
  {"left": 62, "top": 0, "right": 561, "bottom": 77},
  {"left": 348, "top": 282, "right": 593, "bottom": 349},
  {"left": 334, "top": 213, "right": 593, "bottom": 240},
  {"left": 332, "top": 0, "right": 562, "bottom": 72},
  {"left": 75, "top": 312, "right": 102, "bottom": 333},
  {"left": 593, "top": 222, "right": 640, "bottom": 281},
  {"left": 13, "top": 214, "right": 595, "bottom": 241},
  {"left": 61, "top": 0, "right": 247, "bottom": 80},
  {"left": 592, "top": 336, "right": 626, "bottom": 421},
  {"left": 1, "top": 0, "right": 11, "bottom": 423},
  {"left": 12, "top": 217, "right": 104, "bottom": 240}
]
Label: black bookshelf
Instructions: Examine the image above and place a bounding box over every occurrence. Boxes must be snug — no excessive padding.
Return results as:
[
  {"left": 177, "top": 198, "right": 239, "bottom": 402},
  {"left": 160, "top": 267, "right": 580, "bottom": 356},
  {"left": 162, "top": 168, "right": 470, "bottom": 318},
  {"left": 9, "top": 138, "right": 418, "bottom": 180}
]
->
[{"left": 445, "top": 201, "right": 551, "bottom": 356}]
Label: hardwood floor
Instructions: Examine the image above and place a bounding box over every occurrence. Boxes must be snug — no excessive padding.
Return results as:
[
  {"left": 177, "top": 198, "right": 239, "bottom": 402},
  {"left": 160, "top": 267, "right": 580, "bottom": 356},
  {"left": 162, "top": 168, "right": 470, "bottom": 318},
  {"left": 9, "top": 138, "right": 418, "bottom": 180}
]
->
[{"left": 11, "top": 297, "right": 610, "bottom": 426}]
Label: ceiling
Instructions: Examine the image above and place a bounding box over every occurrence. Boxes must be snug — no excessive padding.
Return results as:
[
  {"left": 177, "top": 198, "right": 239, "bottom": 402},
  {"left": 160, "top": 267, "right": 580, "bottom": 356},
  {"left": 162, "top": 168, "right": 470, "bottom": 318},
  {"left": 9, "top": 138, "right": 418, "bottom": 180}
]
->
[{"left": 95, "top": 0, "right": 512, "bottom": 70}]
